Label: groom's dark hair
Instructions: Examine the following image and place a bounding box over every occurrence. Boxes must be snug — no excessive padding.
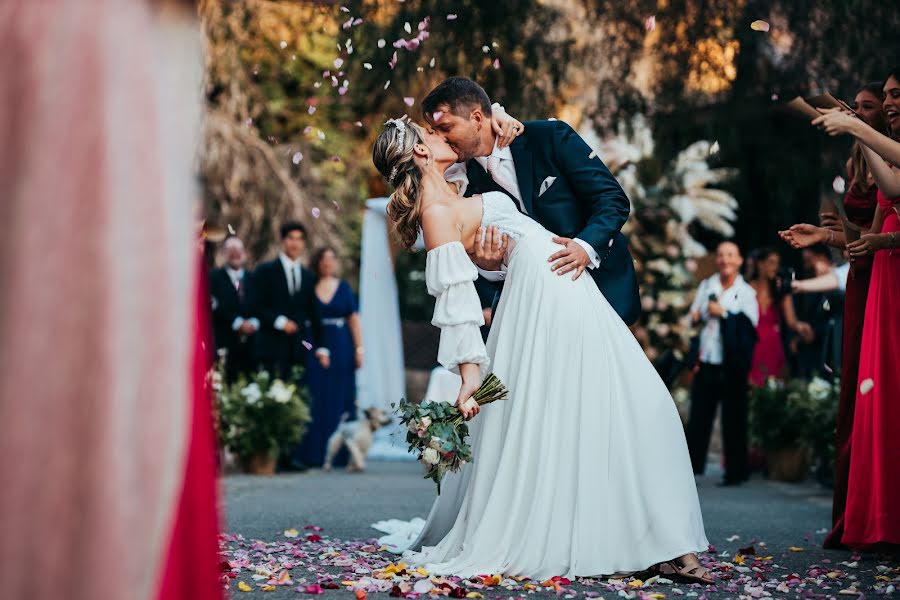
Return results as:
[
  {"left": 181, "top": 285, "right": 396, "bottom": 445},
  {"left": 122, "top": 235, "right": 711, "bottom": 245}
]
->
[{"left": 422, "top": 77, "right": 492, "bottom": 124}]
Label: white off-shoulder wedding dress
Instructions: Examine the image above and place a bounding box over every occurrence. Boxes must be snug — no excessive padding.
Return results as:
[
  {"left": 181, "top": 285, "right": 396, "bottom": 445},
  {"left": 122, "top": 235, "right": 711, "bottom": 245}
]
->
[{"left": 372, "top": 191, "right": 708, "bottom": 579}]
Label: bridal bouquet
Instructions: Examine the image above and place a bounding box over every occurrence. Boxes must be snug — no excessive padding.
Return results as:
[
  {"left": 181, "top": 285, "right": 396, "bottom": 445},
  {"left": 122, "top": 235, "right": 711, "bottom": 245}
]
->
[{"left": 394, "top": 374, "right": 508, "bottom": 494}]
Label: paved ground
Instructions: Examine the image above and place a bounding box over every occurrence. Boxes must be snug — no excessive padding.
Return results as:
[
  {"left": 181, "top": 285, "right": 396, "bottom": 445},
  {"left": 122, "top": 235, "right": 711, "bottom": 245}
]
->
[{"left": 221, "top": 460, "right": 898, "bottom": 599}]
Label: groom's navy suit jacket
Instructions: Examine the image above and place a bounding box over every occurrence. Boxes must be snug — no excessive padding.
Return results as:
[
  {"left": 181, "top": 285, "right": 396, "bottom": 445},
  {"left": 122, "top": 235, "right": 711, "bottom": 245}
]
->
[{"left": 463, "top": 119, "right": 641, "bottom": 325}]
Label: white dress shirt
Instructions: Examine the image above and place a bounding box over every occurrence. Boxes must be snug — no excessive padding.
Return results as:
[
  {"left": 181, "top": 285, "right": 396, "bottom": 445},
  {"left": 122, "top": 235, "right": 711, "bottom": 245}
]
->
[
  {"left": 689, "top": 273, "right": 759, "bottom": 365},
  {"left": 274, "top": 253, "right": 328, "bottom": 356},
  {"left": 446, "top": 140, "right": 601, "bottom": 282},
  {"left": 225, "top": 267, "right": 260, "bottom": 331},
  {"left": 833, "top": 263, "right": 850, "bottom": 293}
]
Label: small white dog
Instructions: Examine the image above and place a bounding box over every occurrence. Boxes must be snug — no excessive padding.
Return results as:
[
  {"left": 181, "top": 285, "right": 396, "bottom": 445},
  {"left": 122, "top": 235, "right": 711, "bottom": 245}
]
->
[{"left": 322, "top": 407, "right": 392, "bottom": 472}]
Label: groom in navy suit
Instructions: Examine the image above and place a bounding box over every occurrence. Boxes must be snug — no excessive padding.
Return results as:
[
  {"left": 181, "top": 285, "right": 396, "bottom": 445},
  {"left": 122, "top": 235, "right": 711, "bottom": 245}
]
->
[{"left": 422, "top": 77, "right": 640, "bottom": 325}]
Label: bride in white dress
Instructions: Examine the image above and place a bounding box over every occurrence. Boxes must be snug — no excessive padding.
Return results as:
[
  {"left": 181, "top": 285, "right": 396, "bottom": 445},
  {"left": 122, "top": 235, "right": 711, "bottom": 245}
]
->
[{"left": 370, "top": 117, "right": 712, "bottom": 583}]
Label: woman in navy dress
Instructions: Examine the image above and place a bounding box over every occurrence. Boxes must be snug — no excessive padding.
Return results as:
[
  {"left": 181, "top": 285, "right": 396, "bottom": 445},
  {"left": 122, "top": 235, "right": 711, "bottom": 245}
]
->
[{"left": 298, "top": 246, "right": 364, "bottom": 467}]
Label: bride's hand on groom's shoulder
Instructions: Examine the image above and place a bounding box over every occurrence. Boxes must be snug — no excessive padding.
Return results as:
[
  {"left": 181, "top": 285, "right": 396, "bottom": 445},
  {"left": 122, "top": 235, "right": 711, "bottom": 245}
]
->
[{"left": 491, "top": 106, "right": 524, "bottom": 149}]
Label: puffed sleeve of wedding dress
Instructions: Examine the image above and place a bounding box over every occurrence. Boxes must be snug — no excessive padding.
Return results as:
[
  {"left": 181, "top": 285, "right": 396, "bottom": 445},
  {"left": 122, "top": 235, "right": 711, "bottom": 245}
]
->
[{"left": 425, "top": 242, "right": 490, "bottom": 378}]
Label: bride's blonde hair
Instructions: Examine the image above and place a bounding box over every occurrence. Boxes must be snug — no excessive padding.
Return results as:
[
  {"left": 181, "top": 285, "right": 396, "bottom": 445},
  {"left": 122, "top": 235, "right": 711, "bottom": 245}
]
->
[{"left": 372, "top": 117, "right": 427, "bottom": 249}]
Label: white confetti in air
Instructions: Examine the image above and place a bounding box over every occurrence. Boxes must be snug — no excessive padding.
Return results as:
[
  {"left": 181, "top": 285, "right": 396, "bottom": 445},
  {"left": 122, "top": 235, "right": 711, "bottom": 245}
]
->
[
  {"left": 482, "top": 45, "right": 490, "bottom": 53},
  {"left": 338, "top": 87, "right": 347, "bottom": 96},
  {"left": 750, "top": 20, "right": 770, "bottom": 32},
  {"left": 292, "top": 152, "right": 303, "bottom": 164},
  {"left": 302, "top": 340, "right": 313, "bottom": 351},
  {"left": 493, "top": 58, "right": 500, "bottom": 69},
  {"left": 312, "top": 207, "right": 321, "bottom": 219},
  {"left": 303, "top": 126, "right": 312, "bottom": 134},
  {"left": 389, "top": 51, "right": 398, "bottom": 69},
  {"left": 589, "top": 149, "right": 599, "bottom": 159},
  {"left": 645, "top": 15, "right": 656, "bottom": 32},
  {"left": 832, "top": 175, "right": 846, "bottom": 194},
  {"left": 384, "top": 80, "right": 391, "bottom": 90},
  {"left": 709, "top": 140, "right": 720, "bottom": 155},
  {"left": 823, "top": 364, "right": 833, "bottom": 374},
  {"left": 317, "top": 130, "right": 325, "bottom": 140},
  {"left": 771, "top": 93, "right": 779, "bottom": 101},
  {"left": 447, "top": 14, "right": 457, "bottom": 20},
  {"left": 333, "top": 201, "right": 341, "bottom": 210},
  {"left": 354, "top": 121, "right": 363, "bottom": 127},
  {"left": 404, "top": 22, "right": 412, "bottom": 34},
  {"left": 279, "top": 40, "right": 287, "bottom": 49},
  {"left": 432, "top": 111, "right": 444, "bottom": 122},
  {"left": 727, "top": 535, "right": 740, "bottom": 542},
  {"left": 334, "top": 58, "right": 344, "bottom": 69},
  {"left": 404, "top": 97, "right": 415, "bottom": 107},
  {"left": 377, "top": 39, "right": 386, "bottom": 48},
  {"left": 308, "top": 106, "right": 316, "bottom": 115},
  {"left": 339, "top": 6, "right": 349, "bottom": 12},
  {"left": 429, "top": 57, "right": 436, "bottom": 68},
  {"left": 363, "top": 62, "right": 372, "bottom": 70},
  {"left": 859, "top": 378, "right": 874, "bottom": 395},
  {"left": 227, "top": 224, "right": 236, "bottom": 235}
]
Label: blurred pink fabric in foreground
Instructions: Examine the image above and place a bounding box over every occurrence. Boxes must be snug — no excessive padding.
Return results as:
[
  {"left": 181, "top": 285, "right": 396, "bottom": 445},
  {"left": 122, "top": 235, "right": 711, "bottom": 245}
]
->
[{"left": 0, "top": 2, "right": 219, "bottom": 599}]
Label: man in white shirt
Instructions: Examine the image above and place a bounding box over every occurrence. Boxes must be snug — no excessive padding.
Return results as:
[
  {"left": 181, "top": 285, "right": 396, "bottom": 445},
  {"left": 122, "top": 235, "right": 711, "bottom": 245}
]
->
[{"left": 685, "top": 241, "right": 759, "bottom": 486}]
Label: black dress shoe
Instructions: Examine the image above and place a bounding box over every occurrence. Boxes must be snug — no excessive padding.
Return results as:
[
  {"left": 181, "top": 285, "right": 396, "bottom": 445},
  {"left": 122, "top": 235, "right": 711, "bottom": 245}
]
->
[
  {"left": 279, "top": 460, "right": 310, "bottom": 473},
  {"left": 716, "top": 478, "right": 745, "bottom": 487}
]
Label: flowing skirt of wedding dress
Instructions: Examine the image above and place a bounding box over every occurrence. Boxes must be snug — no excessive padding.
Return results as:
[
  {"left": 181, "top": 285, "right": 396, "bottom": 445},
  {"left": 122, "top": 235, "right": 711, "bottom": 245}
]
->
[{"left": 372, "top": 231, "right": 709, "bottom": 579}]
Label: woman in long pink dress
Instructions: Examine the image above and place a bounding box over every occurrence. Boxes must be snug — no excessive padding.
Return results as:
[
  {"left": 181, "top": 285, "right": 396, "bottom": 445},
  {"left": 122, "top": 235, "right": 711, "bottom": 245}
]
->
[
  {"left": 746, "top": 248, "right": 811, "bottom": 386},
  {"left": 842, "top": 187, "right": 900, "bottom": 548}
]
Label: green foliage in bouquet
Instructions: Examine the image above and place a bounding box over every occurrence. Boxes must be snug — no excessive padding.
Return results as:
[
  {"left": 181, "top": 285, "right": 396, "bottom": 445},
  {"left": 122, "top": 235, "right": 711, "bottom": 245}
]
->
[
  {"left": 749, "top": 377, "right": 839, "bottom": 453},
  {"left": 214, "top": 366, "right": 312, "bottom": 460},
  {"left": 393, "top": 374, "right": 508, "bottom": 494}
]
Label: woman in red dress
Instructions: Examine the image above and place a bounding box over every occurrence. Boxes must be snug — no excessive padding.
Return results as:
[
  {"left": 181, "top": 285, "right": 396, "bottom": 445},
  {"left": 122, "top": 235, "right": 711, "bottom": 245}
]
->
[
  {"left": 777, "top": 81, "right": 886, "bottom": 548},
  {"left": 812, "top": 69, "right": 900, "bottom": 548},
  {"left": 746, "top": 248, "right": 812, "bottom": 386},
  {"left": 747, "top": 248, "right": 812, "bottom": 386}
]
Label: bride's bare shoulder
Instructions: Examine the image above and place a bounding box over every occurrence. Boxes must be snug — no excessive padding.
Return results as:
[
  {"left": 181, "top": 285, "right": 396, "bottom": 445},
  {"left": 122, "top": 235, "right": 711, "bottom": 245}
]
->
[{"left": 421, "top": 202, "right": 463, "bottom": 250}]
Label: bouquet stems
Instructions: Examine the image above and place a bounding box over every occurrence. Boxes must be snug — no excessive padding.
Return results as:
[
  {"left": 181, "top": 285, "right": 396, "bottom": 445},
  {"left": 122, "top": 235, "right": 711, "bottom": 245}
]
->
[{"left": 450, "top": 373, "right": 508, "bottom": 426}]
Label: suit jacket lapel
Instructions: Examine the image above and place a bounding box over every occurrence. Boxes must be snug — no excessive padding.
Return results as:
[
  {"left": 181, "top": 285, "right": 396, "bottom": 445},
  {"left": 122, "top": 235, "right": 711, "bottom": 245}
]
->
[
  {"left": 464, "top": 159, "right": 491, "bottom": 196},
  {"left": 510, "top": 137, "right": 534, "bottom": 215}
]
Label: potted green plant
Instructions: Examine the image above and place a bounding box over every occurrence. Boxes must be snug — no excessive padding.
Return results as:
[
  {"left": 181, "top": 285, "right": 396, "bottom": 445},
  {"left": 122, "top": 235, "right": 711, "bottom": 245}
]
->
[
  {"left": 215, "top": 367, "right": 311, "bottom": 475},
  {"left": 804, "top": 376, "right": 840, "bottom": 484},
  {"left": 749, "top": 378, "right": 813, "bottom": 482}
]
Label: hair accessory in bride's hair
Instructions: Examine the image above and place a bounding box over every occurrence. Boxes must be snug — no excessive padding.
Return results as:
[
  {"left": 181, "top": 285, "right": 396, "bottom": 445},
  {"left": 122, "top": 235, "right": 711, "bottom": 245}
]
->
[{"left": 384, "top": 116, "right": 408, "bottom": 185}]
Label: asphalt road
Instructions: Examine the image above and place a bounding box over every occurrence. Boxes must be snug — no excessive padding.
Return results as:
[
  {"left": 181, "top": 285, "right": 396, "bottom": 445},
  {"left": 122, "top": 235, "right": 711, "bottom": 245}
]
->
[{"left": 222, "top": 461, "right": 897, "bottom": 599}]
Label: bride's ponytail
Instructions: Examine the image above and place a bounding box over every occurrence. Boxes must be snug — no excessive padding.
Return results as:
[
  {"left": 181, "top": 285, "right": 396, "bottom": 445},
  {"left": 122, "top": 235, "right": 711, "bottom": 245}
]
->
[{"left": 373, "top": 118, "right": 425, "bottom": 249}]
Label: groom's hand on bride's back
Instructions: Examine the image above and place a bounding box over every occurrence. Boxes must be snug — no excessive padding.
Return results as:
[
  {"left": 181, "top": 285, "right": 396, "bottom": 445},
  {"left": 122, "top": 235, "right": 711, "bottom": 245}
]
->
[
  {"left": 549, "top": 237, "right": 590, "bottom": 280},
  {"left": 472, "top": 225, "right": 508, "bottom": 271}
]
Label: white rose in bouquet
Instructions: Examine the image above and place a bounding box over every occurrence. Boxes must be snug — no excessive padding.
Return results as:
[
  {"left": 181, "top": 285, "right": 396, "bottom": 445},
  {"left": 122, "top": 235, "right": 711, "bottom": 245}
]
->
[
  {"left": 407, "top": 419, "right": 420, "bottom": 433},
  {"left": 241, "top": 382, "right": 262, "bottom": 405},
  {"left": 419, "top": 416, "right": 432, "bottom": 429},
  {"left": 429, "top": 436, "right": 443, "bottom": 450},
  {"left": 807, "top": 377, "right": 832, "bottom": 401},
  {"left": 268, "top": 379, "right": 295, "bottom": 404},
  {"left": 422, "top": 448, "right": 440, "bottom": 466}
]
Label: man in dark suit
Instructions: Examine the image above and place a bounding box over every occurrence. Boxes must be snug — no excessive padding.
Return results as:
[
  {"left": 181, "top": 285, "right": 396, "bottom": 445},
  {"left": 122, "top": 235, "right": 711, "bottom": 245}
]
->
[
  {"left": 250, "top": 222, "right": 330, "bottom": 380},
  {"left": 422, "top": 77, "right": 640, "bottom": 325},
  {"left": 209, "top": 236, "right": 258, "bottom": 381}
]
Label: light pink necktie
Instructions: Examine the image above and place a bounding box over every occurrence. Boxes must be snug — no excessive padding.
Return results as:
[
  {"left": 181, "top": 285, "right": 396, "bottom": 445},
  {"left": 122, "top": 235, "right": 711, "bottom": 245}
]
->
[{"left": 485, "top": 155, "right": 523, "bottom": 210}]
